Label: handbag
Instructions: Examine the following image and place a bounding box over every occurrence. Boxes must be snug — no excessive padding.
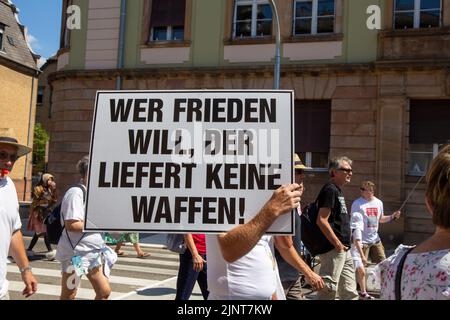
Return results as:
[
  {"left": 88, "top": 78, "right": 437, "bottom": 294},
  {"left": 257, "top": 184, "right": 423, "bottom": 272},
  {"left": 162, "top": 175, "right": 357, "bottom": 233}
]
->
[
  {"left": 166, "top": 233, "right": 186, "bottom": 254},
  {"left": 395, "top": 246, "right": 416, "bottom": 300}
]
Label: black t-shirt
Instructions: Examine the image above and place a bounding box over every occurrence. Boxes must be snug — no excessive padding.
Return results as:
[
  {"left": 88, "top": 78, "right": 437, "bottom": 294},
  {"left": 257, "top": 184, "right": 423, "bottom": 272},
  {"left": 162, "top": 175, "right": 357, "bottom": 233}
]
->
[{"left": 317, "top": 182, "right": 351, "bottom": 247}]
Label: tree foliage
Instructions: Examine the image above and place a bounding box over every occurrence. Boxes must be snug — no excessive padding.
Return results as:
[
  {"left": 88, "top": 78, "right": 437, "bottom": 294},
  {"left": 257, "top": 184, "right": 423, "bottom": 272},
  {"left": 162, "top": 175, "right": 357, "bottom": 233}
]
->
[{"left": 33, "top": 123, "right": 49, "bottom": 173}]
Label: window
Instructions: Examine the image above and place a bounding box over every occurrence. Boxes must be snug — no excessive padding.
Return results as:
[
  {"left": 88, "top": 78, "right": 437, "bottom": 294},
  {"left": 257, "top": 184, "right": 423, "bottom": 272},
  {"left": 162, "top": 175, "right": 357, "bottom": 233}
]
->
[
  {"left": 37, "top": 86, "right": 44, "bottom": 105},
  {"left": 408, "top": 100, "right": 450, "bottom": 176},
  {"left": 7, "top": 35, "right": 15, "bottom": 46},
  {"left": 394, "top": 0, "right": 441, "bottom": 29},
  {"left": 0, "top": 25, "right": 4, "bottom": 51},
  {"left": 295, "top": 100, "right": 331, "bottom": 169},
  {"left": 150, "top": 0, "right": 186, "bottom": 41},
  {"left": 233, "top": 0, "right": 272, "bottom": 38},
  {"left": 293, "top": 0, "right": 335, "bottom": 35}
]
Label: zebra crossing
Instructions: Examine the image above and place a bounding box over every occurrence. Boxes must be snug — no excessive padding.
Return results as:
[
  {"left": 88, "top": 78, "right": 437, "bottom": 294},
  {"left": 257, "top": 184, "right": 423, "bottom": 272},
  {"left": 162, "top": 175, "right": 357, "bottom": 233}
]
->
[{"left": 5, "top": 237, "right": 194, "bottom": 300}]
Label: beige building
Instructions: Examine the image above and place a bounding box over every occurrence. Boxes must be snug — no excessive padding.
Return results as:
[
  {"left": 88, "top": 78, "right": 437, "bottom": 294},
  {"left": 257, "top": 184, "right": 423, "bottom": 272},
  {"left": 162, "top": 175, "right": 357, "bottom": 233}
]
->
[
  {"left": 47, "top": 0, "right": 450, "bottom": 245},
  {"left": 0, "top": 0, "right": 39, "bottom": 200}
]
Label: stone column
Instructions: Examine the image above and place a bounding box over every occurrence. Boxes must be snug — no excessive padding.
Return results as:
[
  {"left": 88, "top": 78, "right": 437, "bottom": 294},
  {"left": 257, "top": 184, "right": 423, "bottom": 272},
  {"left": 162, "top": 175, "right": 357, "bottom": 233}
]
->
[{"left": 375, "top": 96, "right": 407, "bottom": 245}]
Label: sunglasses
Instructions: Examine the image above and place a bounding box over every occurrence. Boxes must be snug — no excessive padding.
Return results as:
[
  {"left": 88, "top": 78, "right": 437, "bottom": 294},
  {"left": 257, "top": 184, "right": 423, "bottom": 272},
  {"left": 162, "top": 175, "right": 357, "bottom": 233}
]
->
[
  {"left": 338, "top": 168, "right": 352, "bottom": 173},
  {"left": 0, "top": 151, "right": 18, "bottom": 162}
]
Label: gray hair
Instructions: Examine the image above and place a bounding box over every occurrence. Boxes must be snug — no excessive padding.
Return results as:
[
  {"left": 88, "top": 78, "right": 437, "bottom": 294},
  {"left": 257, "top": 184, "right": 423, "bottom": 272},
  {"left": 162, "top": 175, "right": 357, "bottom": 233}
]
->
[
  {"left": 329, "top": 156, "right": 353, "bottom": 175},
  {"left": 76, "top": 155, "right": 90, "bottom": 177}
]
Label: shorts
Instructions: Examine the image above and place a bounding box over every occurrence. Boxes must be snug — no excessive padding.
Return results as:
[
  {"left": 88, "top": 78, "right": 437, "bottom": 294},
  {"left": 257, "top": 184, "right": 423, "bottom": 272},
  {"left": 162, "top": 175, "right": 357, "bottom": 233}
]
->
[
  {"left": 60, "top": 250, "right": 104, "bottom": 275},
  {"left": 362, "top": 241, "right": 386, "bottom": 264},
  {"left": 350, "top": 246, "right": 363, "bottom": 269},
  {"left": 60, "top": 246, "right": 117, "bottom": 278}
]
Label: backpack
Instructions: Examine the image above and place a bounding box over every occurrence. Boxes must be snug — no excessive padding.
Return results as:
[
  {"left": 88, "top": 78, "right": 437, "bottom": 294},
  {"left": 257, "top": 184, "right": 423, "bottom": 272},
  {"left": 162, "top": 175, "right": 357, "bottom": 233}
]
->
[
  {"left": 300, "top": 188, "right": 334, "bottom": 256},
  {"left": 44, "top": 184, "right": 86, "bottom": 245},
  {"left": 166, "top": 233, "right": 186, "bottom": 254}
]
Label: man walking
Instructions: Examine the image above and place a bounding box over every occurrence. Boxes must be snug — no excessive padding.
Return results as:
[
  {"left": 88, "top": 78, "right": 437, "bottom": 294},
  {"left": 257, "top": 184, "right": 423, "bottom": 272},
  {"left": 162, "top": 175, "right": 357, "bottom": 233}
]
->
[
  {"left": 351, "top": 181, "right": 401, "bottom": 263},
  {"left": 316, "top": 156, "right": 358, "bottom": 300},
  {"left": 0, "top": 128, "right": 38, "bottom": 299}
]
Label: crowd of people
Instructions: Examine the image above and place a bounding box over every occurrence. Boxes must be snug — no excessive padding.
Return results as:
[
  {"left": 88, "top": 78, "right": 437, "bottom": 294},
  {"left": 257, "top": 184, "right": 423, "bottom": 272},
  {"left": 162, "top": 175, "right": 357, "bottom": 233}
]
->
[{"left": 0, "top": 128, "right": 449, "bottom": 300}]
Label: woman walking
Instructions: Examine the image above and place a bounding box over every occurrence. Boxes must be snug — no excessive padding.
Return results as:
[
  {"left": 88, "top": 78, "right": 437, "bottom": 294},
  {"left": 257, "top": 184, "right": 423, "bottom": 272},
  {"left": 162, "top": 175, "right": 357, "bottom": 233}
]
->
[
  {"left": 55, "top": 155, "right": 117, "bottom": 300},
  {"left": 27, "top": 173, "right": 57, "bottom": 260}
]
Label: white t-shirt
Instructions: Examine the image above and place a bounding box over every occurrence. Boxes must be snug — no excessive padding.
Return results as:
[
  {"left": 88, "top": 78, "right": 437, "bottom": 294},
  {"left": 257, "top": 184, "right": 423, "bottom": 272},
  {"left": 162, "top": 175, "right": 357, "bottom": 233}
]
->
[
  {"left": 350, "top": 197, "right": 384, "bottom": 244},
  {"left": 206, "top": 235, "right": 283, "bottom": 300},
  {"left": 55, "top": 185, "right": 104, "bottom": 262},
  {"left": 0, "top": 177, "right": 22, "bottom": 298}
]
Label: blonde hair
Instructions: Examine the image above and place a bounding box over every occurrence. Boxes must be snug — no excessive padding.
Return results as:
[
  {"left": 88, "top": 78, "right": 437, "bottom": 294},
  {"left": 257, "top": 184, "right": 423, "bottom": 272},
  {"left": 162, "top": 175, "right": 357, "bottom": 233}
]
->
[
  {"left": 361, "top": 181, "right": 375, "bottom": 191},
  {"left": 425, "top": 144, "right": 450, "bottom": 228}
]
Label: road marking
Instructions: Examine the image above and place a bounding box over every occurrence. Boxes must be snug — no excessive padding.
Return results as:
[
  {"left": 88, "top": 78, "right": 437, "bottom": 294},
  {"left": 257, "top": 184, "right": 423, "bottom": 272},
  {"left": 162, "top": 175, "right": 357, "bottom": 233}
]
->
[
  {"left": 113, "top": 276, "right": 178, "bottom": 300},
  {"left": 7, "top": 280, "right": 122, "bottom": 300},
  {"left": 7, "top": 266, "right": 159, "bottom": 287}
]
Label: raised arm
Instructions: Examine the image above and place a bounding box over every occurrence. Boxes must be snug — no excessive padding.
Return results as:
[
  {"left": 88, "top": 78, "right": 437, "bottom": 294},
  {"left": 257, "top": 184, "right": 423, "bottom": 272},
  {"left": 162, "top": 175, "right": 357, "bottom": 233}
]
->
[
  {"left": 217, "top": 184, "right": 301, "bottom": 263},
  {"left": 380, "top": 210, "right": 401, "bottom": 224}
]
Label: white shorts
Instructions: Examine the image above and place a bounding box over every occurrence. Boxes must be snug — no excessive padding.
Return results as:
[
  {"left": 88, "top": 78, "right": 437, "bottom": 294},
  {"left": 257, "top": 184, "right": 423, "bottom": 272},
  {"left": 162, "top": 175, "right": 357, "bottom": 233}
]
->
[
  {"left": 350, "top": 245, "right": 363, "bottom": 269},
  {"left": 60, "top": 250, "right": 104, "bottom": 275},
  {"left": 60, "top": 246, "right": 117, "bottom": 278}
]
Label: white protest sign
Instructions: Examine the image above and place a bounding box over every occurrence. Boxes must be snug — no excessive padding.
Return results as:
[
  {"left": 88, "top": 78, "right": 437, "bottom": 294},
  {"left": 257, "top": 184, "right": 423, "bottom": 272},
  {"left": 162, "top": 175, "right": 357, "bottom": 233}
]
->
[{"left": 85, "top": 90, "right": 294, "bottom": 234}]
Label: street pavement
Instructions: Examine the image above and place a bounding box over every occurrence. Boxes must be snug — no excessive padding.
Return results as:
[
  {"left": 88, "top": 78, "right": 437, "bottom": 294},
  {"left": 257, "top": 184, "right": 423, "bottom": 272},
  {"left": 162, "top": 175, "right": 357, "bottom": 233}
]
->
[
  {"left": 10, "top": 219, "right": 380, "bottom": 300},
  {"left": 7, "top": 233, "right": 203, "bottom": 300}
]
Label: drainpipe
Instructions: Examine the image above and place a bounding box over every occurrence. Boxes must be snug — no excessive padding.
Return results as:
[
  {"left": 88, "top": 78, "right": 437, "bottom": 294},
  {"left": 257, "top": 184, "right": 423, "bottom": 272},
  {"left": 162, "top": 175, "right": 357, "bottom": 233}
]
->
[
  {"left": 268, "top": 0, "right": 281, "bottom": 89},
  {"left": 116, "top": 0, "right": 127, "bottom": 90},
  {"left": 24, "top": 71, "right": 39, "bottom": 201}
]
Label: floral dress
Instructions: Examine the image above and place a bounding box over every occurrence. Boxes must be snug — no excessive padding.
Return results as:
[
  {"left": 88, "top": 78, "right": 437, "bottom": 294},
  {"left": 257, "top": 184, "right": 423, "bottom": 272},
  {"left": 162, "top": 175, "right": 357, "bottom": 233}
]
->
[{"left": 372, "top": 244, "right": 450, "bottom": 300}]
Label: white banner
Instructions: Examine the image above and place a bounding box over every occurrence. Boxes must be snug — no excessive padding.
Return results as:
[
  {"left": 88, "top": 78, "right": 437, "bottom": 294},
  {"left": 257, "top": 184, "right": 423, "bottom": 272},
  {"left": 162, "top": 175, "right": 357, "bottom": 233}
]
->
[{"left": 85, "top": 90, "right": 294, "bottom": 234}]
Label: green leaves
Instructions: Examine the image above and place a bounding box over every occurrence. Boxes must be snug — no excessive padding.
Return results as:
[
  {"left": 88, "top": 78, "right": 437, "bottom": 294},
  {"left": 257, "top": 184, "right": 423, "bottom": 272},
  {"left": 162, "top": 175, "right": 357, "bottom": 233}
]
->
[{"left": 32, "top": 122, "right": 49, "bottom": 173}]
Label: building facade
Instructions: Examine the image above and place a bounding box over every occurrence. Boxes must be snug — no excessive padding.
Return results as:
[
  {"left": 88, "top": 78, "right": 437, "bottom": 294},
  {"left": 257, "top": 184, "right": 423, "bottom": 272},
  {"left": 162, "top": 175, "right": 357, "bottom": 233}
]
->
[
  {"left": 36, "top": 56, "right": 57, "bottom": 134},
  {"left": 48, "top": 0, "right": 450, "bottom": 245},
  {"left": 0, "top": 0, "right": 39, "bottom": 200}
]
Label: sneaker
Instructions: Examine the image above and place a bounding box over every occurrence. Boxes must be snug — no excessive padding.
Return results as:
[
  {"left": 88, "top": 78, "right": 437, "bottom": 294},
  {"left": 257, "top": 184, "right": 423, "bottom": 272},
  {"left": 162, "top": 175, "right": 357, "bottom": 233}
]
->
[
  {"left": 26, "top": 250, "right": 34, "bottom": 257},
  {"left": 359, "top": 292, "right": 375, "bottom": 300},
  {"left": 45, "top": 250, "right": 56, "bottom": 261}
]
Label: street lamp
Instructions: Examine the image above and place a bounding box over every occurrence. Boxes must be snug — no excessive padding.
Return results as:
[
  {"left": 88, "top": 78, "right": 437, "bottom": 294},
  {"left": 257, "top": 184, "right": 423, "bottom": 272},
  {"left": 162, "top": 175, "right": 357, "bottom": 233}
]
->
[{"left": 268, "top": 0, "right": 281, "bottom": 89}]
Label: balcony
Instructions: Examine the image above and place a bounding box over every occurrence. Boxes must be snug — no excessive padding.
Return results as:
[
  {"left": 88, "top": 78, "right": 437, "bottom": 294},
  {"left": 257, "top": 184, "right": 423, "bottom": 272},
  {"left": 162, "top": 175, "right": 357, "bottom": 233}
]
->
[{"left": 378, "top": 27, "right": 450, "bottom": 61}]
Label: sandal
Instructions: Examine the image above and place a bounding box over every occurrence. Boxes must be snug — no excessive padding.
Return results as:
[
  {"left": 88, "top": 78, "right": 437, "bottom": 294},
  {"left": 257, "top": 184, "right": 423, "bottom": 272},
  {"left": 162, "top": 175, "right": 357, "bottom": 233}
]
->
[
  {"left": 137, "top": 252, "right": 150, "bottom": 259},
  {"left": 115, "top": 250, "right": 128, "bottom": 256}
]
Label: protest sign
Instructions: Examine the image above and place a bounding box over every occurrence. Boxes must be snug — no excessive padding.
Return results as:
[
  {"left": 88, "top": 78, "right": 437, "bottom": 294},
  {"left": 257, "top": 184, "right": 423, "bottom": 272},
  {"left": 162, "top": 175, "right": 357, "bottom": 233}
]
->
[{"left": 85, "top": 90, "right": 294, "bottom": 234}]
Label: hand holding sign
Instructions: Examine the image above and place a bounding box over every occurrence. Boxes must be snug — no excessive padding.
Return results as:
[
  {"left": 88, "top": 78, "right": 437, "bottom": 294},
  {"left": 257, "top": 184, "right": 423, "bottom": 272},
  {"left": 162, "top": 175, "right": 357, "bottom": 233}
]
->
[{"left": 265, "top": 183, "right": 302, "bottom": 218}]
